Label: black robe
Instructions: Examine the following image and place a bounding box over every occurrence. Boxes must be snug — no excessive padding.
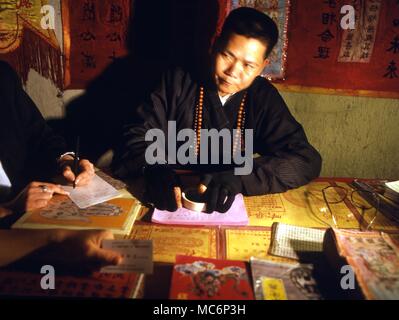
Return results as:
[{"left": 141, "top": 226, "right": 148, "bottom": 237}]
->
[
  {"left": 0, "top": 61, "right": 67, "bottom": 202},
  {"left": 113, "top": 67, "right": 322, "bottom": 195}
]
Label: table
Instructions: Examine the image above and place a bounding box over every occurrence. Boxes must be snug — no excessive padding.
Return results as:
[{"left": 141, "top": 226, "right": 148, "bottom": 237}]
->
[
  {"left": 2, "top": 177, "right": 398, "bottom": 299},
  {"left": 125, "top": 177, "right": 399, "bottom": 299}
]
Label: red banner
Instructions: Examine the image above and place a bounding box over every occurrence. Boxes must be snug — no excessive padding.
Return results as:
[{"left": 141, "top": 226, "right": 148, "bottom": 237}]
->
[
  {"left": 63, "top": 0, "right": 131, "bottom": 89},
  {"left": 62, "top": 0, "right": 399, "bottom": 97},
  {"left": 279, "top": 0, "right": 399, "bottom": 97}
]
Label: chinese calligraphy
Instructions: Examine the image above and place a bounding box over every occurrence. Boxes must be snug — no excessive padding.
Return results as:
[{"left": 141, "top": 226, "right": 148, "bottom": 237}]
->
[
  {"left": 82, "top": 1, "right": 96, "bottom": 21},
  {"left": 314, "top": 46, "right": 331, "bottom": 59},
  {"left": 314, "top": 1, "right": 338, "bottom": 59},
  {"left": 108, "top": 3, "right": 123, "bottom": 23},
  {"left": 384, "top": 1, "right": 399, "bottom": 79},
  {"left": 338, "top": 0, "right": 381, "bottom": 63},
  {"left": 384, "top": 61, "right": 398, "bottom": 79},
  {"left": 387, "top": 36, "right": 399, "bottom": 54},
  {"left": 76, "top": 1, "right": 130, "bottom": 76}
]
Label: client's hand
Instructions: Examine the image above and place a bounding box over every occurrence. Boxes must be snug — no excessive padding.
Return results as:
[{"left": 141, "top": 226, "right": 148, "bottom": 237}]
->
[
  {"left": 46, "top": 229, "right": 122, "bottom": 273},
  {"left": 6, "top": 182, "right": 69, "bottom": 213}
]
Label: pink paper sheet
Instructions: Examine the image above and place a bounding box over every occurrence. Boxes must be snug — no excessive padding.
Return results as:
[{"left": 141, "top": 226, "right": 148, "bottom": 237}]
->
[{"left": 151, "top": 194, "right": 248, "bottom": 226}]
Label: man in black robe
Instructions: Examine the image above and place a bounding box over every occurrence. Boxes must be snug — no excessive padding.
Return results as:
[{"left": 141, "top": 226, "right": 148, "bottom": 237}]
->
[{"left": 113, "top": 7, "right": 322, "bottom": 212}]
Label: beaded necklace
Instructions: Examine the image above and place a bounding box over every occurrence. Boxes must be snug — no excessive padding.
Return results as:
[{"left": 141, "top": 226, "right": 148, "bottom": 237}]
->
[{"left": 193, "top": 86, "right": 247, "bottom": 156}]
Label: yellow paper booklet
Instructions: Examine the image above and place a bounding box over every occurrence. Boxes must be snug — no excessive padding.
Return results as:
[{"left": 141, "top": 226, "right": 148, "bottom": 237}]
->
[
  {"left": 12, "top": 191, "right": 141, "bottom": 235},
  {"left": 130, "top": 223, "right": 218, "bottom": 263}
]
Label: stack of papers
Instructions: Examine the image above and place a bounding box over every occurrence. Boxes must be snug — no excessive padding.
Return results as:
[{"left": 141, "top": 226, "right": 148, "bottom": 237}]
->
[
  {"left": 12, "top": 175, "right": 140, "bottom": 235},
  {"left": 385, "top": 180, "right": 399, "bottom": 204},
  {"left": 268, "top": 223, "right": 326, "bottom": 260},
  {"left": 152, "top": 194, "right": 248, "bottom": 226},
  {"left": 62, "top": 174, "right": 121, "bottom": 208}
]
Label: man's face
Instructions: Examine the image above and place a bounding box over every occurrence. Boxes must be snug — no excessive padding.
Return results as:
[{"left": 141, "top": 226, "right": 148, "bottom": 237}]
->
[{"left": 214, "top": 33, "right": 269, "bottom": 96}]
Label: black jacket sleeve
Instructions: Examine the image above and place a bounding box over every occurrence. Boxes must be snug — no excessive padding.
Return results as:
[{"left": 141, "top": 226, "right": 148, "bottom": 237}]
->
[
  {"left": 112, "top": 69, "right": 180, "bottom": 177},
  {"left": 113, "top": 68, "right": 197, "bottom": 177},
  {"left": 240, "top": 86, "right": 322, "bottom": 195},
  {"left": 0, "top": 61, "right": 67, "bottom": 183}
]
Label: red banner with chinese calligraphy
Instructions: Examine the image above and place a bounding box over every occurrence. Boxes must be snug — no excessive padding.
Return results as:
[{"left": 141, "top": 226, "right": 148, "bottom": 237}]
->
[
  {"left": 277, "top": 0, "right": 399, "bottom": 98},
  {"left": 62, "top": 0, "right": 399, "bottom": 97},
  {"left": 63, "top": 0, "right": 229, "bottom": 89},
  {"left": 0, "top": 0, "right": 63, "bottom": 89},
  {"left": 62, "top": 0, "right": 131, "bottom": 89}
]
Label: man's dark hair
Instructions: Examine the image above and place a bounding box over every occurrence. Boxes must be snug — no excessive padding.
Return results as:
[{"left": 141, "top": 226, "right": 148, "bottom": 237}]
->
[{"left": 218, "top": 7, "right": 279, "bottom": 58}]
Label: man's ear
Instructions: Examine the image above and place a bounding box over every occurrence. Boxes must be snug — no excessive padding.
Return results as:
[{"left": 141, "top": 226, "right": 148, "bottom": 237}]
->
[
  {"left": 262, "top": 58, "right": 270, "bottom": 69},
  {"left": 256, "top": 59, "right": 269, "bottom": 75}
]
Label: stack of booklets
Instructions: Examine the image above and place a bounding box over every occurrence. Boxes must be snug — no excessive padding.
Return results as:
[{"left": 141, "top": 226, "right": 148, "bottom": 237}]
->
[
  {"left": 384, "top": 180, "right": 399, "bottom": 205},
  {"left": 12, "top": 172, "right": 141, "bottom": 236},
  {"left": 0, "top": 271, "right": 144, "bottom": 298},
  {"left": 351, "top": 179, "right": 399, "bottom": 224},
  {"left": 268, "top": 223, "right": 326, "bottom": 260},
  {"left": 250, "top": 257, "right": 323, "bottom": 300},
  {"left": 324, "top": 228, "right": 399, "bottom": 300},
  {"left": 12, "top": 195, "right": 140, "bottom": 236},
  {"left": 152, "top": 194, "right": 249, "bottom": 226},
  {"left": 12, "top": 196, "right": 141, "bottom": 235},
  {"left": 169, "top": 256, "right": 254, "bottom": 300},
  {"left": 267, "top": 222, "right": 399, "bottom": 299}
]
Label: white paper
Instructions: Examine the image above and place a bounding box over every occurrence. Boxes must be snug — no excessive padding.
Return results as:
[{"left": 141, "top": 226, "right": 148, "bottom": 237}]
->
[
  {"left": 62, "top": 174, "right": 120, "bottom": 208},
  {"left": 386, "top": 181, "right": 399, "bottom": 193},
  {"left": 100, "top": 240, "right": 153, "bottom": 274},
  {"left": 0, "top": 161, "right": 11, "bottom": 188}
]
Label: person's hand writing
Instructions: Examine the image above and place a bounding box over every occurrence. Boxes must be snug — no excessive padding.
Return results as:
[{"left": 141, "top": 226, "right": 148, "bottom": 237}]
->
[{"left": 60, "top": 157, "right": 95, "bottom": 187}]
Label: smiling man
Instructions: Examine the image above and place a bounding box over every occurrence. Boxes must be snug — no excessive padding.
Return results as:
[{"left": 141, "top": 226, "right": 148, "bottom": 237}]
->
[{"left": 113, "top": 7, "right": 322, "bottom": 213}]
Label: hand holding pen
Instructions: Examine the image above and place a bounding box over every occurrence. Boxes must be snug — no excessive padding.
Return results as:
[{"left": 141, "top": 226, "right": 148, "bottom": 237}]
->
[
  {"left": 72, "top": 136, "right": 80, "bottom": 188},
  {"left": 59, "top": 137, "right": 96, "bottom": 187}
]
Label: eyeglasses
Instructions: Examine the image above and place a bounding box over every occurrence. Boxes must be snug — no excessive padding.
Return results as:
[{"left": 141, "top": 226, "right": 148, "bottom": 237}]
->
[{"left": 321, "top": 185, "right": 380, "bottom": 231}]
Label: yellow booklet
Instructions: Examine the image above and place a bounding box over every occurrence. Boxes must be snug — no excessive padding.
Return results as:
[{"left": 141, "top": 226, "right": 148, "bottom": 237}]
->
[{"left": 12, "top": 190, "right": 141, "bottom": 235}]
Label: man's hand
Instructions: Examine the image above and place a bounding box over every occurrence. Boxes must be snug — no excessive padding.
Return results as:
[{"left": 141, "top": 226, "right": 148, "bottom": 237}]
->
[
  {"left": 144, "top": 164, "right": 181, "bottom": 211},
  {"left": 59, "top": 156, "right": 95, "bottom": 186},
  {"left": 200, "top": 171, "right": 242, "bottom": 213},
  {"left": 6, "top": 181, "right": 69, "bottom": 213}
]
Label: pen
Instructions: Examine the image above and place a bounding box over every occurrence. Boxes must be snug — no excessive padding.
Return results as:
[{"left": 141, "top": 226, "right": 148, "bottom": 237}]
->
[{"left": 73, "top": 136, "right": 80, "bottom": 189}]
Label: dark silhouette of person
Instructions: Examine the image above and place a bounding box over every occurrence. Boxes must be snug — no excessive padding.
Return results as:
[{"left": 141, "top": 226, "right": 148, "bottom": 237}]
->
[{"left": 54, "top": 0, "right": 220, "bottom": 164}]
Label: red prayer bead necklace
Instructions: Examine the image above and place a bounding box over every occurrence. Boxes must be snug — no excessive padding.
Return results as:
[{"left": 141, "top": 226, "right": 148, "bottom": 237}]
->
[{"left": 193, "top": 86, "right": 247, "bottom": 156}]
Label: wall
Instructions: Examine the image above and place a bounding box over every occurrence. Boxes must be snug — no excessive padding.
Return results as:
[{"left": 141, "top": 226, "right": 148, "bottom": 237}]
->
[
  {"left": 25, "top": 71, "right": 399, "bottom": 180},
  {"left": 281, "top": 91, "right": 399, "bottom": 179}
]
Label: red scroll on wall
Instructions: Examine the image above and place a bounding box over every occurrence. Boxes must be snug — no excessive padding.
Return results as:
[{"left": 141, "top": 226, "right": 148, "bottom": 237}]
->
[
  {"left": 62, "top": 0, "right": 131, "bottom": 89},
  {"left": 62, "top": 0, "right": 399, "bottom": 98},
  {"left": 277, "top": 0, "right": 399, "bottom": 98}
]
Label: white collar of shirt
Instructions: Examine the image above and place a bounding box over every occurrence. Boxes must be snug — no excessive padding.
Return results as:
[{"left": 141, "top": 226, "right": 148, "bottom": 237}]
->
[{"left": 218, "top": 93, "right": 236, "bottom": 106}]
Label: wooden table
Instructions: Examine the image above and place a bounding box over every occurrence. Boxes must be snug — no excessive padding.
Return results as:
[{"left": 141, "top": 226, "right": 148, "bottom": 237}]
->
[{"left": 126, "top": 177, "right": 399, "bottom": 299}]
